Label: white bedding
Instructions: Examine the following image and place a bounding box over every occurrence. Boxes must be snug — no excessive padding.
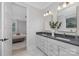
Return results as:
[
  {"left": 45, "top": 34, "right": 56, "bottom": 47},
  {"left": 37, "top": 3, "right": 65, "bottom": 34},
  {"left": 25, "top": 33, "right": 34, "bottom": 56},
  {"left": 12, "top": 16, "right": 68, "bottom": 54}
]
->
[{"left": 12, "top": 34, "right": 26, "bottom": 39}]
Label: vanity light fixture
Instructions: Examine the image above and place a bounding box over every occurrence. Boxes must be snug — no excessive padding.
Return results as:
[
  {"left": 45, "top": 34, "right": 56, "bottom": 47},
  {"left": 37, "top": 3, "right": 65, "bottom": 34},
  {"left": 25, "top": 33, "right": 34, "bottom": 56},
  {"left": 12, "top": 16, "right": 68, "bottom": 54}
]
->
[
  {"left": 57, "top": 2, "right": 74, "bottom": 11},
  {"left": 44, "top": 11, "right": 53, "bottom": 16}
]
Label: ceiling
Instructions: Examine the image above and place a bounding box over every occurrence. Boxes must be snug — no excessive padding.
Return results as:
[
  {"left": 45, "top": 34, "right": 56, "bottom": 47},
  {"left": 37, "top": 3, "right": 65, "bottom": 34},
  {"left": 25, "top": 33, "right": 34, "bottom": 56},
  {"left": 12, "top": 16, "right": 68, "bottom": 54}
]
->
[
  {"left": 24, "top": 2, "right": 54, "bottom": 9},
  {"left": 12, "top": 3, "right": 26, "bottom": 21}
]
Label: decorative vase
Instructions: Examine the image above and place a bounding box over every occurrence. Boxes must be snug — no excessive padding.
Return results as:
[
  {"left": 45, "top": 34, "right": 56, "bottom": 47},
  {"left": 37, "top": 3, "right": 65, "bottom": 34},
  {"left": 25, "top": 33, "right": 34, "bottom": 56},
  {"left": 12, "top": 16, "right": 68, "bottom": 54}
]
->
[{"left": 52, "top": 29, "right": 55, "bottom": 36}]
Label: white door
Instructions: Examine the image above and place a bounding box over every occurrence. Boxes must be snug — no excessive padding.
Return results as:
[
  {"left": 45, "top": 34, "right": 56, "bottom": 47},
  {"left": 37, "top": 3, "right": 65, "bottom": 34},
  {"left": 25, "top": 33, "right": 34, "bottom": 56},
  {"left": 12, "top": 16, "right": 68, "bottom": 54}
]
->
[{"left": 1, "top": 2, "right": 13, "bottom": 56}]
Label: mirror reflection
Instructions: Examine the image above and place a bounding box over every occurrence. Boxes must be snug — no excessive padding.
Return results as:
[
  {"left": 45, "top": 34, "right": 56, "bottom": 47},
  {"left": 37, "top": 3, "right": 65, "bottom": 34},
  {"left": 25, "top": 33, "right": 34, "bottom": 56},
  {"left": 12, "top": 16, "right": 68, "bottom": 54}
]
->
[{"left": 57, "top": 6, "right": 77, "bottom": 33}]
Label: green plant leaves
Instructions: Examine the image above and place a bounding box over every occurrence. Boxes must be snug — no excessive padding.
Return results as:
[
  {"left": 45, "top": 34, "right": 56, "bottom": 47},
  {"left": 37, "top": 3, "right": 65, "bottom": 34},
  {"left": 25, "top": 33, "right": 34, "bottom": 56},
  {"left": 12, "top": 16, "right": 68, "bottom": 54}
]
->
[
  {"left": 57, "top": 22, "right": 62, "bottom": 29},
  {"left": 49, "top": 21, "right": 62, "bottom": 29}
]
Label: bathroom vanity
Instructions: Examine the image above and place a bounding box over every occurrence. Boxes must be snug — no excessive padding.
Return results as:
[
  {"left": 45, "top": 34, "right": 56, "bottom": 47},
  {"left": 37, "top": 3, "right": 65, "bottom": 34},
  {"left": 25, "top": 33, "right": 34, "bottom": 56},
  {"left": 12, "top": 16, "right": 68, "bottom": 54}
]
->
[
  {"left": 35, "top": 3, "right": 79, "bottom": 56},
  {"left": 36, "top": 32, "right": 79, "bottom": 56}
]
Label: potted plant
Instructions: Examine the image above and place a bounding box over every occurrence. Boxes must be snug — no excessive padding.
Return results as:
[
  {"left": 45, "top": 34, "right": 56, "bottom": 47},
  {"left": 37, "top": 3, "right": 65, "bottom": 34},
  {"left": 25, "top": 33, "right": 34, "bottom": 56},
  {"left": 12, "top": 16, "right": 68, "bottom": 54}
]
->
[{"left": 49, "top": 20, "right": 62, "bottom": 36}]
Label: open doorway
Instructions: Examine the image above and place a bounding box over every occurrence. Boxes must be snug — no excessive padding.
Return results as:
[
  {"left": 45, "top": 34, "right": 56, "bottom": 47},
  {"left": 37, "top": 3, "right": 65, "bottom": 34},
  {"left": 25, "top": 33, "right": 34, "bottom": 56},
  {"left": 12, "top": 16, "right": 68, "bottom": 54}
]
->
[{"left": 11, "top": 3, "right": 27, "bottom": 55}]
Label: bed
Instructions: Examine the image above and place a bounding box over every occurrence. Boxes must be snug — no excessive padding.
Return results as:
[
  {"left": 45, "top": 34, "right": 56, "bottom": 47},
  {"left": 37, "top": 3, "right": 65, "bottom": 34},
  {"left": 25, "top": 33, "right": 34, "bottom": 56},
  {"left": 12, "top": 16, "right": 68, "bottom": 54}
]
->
[{"left": 12, "top": 33, "right": 26, "bottom": 43}]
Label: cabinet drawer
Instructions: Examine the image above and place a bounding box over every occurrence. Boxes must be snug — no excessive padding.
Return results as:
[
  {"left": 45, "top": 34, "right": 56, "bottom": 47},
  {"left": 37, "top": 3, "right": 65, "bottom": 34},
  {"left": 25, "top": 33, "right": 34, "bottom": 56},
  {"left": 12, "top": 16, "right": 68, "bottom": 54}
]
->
[{"left": 59, "top": 47, "right": 79, "bottom": 56}]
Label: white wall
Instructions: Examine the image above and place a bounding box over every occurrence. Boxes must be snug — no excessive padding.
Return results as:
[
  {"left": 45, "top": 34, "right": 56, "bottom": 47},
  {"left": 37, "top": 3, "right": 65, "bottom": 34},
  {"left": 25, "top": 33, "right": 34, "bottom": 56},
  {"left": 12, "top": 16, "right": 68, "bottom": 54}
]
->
[
  {"left": 0, "top": 3, "right": 2, "bottom": 38},
  {"left": 12, "top": 3, "right": 26, "bottom": 21},
  {"left": 27, "top": 5, "right": 44, "bottom": 51},
  {"left": 2, "top": 2, "right": 13, "bottom": 56},
  {"left": 44, "top": 16, "right": 51, "bottom": 31},
  {"left": 43, "top": 3, "right": 58, "bottom": 31},
  {"left": 0, "top": 2, "right": 2, "bottom": 56},
  {"left": 77, "top": 6, "right": 79, "bottom": 36}
]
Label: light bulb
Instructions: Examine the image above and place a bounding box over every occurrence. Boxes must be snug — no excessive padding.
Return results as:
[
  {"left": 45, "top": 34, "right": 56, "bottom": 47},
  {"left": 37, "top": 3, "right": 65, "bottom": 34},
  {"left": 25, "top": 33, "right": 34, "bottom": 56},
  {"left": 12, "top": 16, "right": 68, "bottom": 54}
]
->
[
  {"left": 44, "top": 14, "right": 46, "bottom": 16},
  {"left": 46, "top": 13, "right": 49, "bottom": 16},
  {"left": 63, "top": 2, "right": 67, "bottom": 8},
  {"left": 49, "top": 11, "right": 52, "bottom": 15},
  {"left": 57, "top": 6, "right": 61, "bottom": 10}
]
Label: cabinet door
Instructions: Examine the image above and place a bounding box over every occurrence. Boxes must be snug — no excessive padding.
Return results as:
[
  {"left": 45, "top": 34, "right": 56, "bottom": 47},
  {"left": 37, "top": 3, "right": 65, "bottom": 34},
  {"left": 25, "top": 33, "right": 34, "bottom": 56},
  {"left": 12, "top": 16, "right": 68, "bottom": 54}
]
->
[
  {"left": 36, "top": 35, "right": 48, "bottom": 55},
  {"left": 0, "top": 41, "right": 2, "bottom": 56},
  {"left": 43, "top": 37, "right": 48, "bottom": 55},
  {"left": 59, "top": 47, "right": 79, "bottom": 56},
  {"left": 39, "top": 38, "right": 45, "bottom": 51},
  {"left": 36, "top": 35, "right": 45, "bottom": 52},
  {"left": 47, "top": 39, "right": 58, "bottom": 56},
  {"left": 36, "top": 35, "right": 41, "bottom": 48}
]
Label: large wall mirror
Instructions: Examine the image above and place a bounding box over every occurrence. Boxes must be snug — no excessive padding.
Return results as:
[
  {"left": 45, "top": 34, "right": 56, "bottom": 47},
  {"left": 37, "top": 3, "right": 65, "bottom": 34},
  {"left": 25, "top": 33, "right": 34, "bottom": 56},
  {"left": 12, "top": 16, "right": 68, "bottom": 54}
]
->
[{"left": 57, "top": 5, "right": 77, "bottom": 35}]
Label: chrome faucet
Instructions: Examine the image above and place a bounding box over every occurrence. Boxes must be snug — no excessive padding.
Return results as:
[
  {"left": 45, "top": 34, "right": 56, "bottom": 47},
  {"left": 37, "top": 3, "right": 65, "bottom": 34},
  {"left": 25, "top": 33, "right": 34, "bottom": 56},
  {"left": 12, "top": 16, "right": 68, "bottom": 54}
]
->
[
  {"left": 70, "top": 30, "right": 72, "bottom": 32},
  {"left": 64, "top": 33, "right": 66, "bottom": 37}
]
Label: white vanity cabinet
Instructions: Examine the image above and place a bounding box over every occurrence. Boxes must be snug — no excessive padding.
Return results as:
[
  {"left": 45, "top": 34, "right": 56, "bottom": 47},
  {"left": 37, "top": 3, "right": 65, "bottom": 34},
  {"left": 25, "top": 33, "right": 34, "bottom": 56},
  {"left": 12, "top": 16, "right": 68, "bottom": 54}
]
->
[
  {"left": 36, "top": 35, "right": 58, "bottom": 56},
  {"left": 36, "top": 35, "right": 79, "bottom": 56}
]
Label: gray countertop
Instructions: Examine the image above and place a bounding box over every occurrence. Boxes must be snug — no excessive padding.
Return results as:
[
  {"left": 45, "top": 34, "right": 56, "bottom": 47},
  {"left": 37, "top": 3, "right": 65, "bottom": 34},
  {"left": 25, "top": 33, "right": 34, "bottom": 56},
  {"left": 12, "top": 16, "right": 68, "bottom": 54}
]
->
[{"left": 36, "top": 32, "right": 79, "bottom": 47}]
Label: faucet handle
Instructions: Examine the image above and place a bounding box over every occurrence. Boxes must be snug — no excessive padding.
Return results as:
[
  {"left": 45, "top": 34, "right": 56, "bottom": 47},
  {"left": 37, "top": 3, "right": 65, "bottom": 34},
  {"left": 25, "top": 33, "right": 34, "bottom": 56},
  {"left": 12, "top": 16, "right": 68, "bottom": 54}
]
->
[
  {"left": 70, "top": 30, "right": 72, "bottom": 32},
  {"left": 64, "top": 33, "right": 65, "bottom": 35}
]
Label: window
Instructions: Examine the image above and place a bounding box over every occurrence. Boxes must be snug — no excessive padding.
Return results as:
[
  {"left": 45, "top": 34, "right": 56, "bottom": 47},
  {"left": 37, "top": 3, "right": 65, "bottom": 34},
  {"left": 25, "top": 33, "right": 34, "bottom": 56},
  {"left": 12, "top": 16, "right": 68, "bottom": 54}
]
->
[{"left": 12, "top": 23, "right": 16, "bottom": 32}]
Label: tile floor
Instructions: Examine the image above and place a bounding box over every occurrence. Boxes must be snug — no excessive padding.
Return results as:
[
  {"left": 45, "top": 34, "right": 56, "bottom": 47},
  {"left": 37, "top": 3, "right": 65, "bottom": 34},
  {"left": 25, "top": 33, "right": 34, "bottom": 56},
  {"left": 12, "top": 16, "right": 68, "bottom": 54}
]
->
[
  {"left": 12, "top": 41, "right": 45, "bottom": 56},
  {"left": 12, "top": 47, "right": 45, "bottom": 56},
  {"left": 12, "top": 41, "right": 26, "bottom": 50}
]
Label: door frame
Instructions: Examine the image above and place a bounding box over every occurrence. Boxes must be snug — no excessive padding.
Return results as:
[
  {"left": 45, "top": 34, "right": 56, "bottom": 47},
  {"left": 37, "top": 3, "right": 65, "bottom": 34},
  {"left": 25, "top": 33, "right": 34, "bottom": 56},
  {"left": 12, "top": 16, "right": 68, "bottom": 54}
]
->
[{"left": 12, "top": 2, "right": 27, "bottom": 51}]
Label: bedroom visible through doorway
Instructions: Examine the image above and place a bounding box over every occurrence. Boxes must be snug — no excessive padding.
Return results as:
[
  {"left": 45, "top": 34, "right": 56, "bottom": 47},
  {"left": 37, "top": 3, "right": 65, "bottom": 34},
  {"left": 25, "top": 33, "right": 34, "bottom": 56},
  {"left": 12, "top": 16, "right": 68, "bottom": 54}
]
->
[{"left": 11, "top": 3, "right": 27, "bottom": 55}]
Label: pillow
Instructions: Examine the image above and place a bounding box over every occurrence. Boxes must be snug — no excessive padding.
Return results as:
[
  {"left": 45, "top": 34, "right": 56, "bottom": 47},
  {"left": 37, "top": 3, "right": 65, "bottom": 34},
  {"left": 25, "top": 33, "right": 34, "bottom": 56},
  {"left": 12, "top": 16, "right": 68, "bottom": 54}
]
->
[{"left": 16, "top": 33, "right": 20, "bottom": 35}]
